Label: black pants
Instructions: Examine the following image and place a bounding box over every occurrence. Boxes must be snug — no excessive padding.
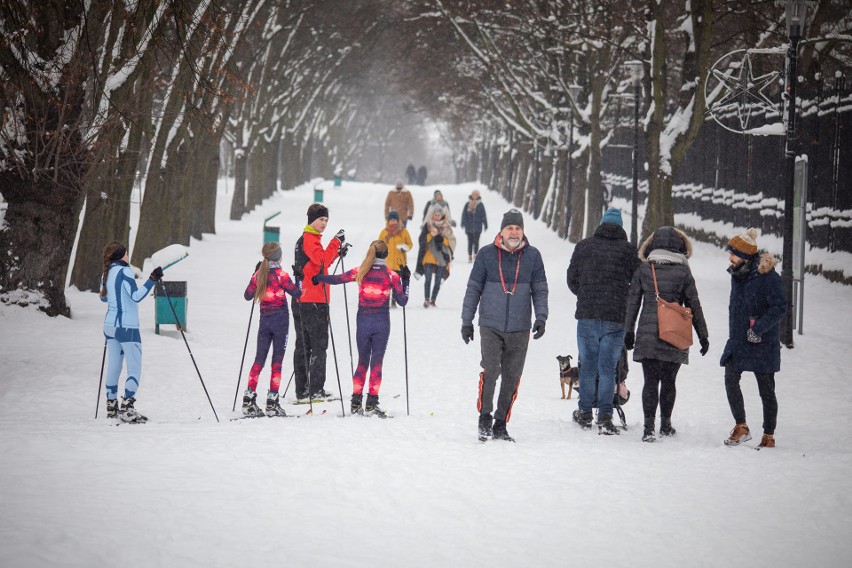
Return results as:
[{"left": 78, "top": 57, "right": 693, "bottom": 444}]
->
[
  {"left": 725, "top": 362, "right": 777, "bottom": 435},
  {"left": 641, "top": 359, "right": 681, "bottom": 422},
  {"left": 466, "top": 232, "right": 481, "bottom": 256},
  {"left": 478, "top": 327, "right": 529, "bottom": 422},
  {"left": 292, "top": 301, "right": 329, "bottom": 398}
]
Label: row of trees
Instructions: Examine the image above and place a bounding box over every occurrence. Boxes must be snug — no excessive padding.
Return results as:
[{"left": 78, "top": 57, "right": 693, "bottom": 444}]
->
[{"left": 2, "top": 1, "right": 850, "bottom": 317}]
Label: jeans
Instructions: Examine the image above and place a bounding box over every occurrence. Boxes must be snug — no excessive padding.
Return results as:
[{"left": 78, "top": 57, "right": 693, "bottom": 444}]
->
[
  {"left": 424, "top": 263, "right": 443, "bottom": 302},
  {"left": 577, "top": 319, "right": 626, "bottom": 416}
]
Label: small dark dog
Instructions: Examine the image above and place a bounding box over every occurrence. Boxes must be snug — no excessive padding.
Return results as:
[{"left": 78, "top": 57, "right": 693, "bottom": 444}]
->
[{"left": 557, "top": 355, "right": 580, "bottom": 399}]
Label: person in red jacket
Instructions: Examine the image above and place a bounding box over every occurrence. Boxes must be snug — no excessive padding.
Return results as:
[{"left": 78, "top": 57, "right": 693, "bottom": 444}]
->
[{"left": 292, "top": 203, "right": 346, "bottom": 401}]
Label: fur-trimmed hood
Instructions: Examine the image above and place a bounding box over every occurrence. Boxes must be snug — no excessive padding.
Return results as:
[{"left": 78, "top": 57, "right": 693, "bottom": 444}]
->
[{"left": 638, "top": 226, "right": 692, "bottom": 260}]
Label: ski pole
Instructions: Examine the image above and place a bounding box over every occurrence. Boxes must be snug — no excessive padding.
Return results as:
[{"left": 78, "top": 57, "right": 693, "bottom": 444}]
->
[
  {"left": 403, "top": 303, "right": 410, "bottom": 416},
  {"left": 95, "top": 339, "right": 107, "bottom": 418},
  {"left": 295, "top": 298, "right": 314, "bottom": 416},
  {"left": 321, "top": 262, "right": 347, "bottom": 417},
  {"left": 158, "top": 280, "right": 220, "bottom": 422},
  {"left": 281, "top": 368, "right": 296, "bottom": 398},
  {"left": 336, "top": 250, "right": 355, "bottom": 379},
  {"left": 231, "top": 301, "right": 256, "bottom": 412}
]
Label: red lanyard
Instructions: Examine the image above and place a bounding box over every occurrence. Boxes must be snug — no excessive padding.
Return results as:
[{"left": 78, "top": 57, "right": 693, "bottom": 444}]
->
[{"left": 498, "top": 249, "right": 522, "bottom": 295}]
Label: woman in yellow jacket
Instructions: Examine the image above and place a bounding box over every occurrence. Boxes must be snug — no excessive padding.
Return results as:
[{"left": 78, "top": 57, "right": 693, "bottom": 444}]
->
[{"left": 379, "top": 211, "right": 413, "bottom": 307}]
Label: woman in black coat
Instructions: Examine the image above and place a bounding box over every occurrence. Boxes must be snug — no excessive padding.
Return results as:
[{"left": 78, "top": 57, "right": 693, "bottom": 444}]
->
[
  {"left": 624, "top": 226, "right": 709, "bottom": 442},
  {"left": 460, "top": 189, "right": 488, "bottom": 262}
]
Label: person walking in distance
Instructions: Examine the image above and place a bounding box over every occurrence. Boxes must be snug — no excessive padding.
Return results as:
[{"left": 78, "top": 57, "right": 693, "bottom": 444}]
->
[
  {"left": 100, "top": 241, "right": 163, "bottom": 423},
  {"left": 461, "top": 209, "right": 549, "bottom": 442},
  {"left": 384, "top": 181, "right": 415, "bottom": 227},
  {"left": 292, "top": 203, "right": 346, "bottom": 402},
  {"left": 315, "top": 241, "right": 410, "bottom": 417},
  {"left": 379, "top": 211, "right": 413, "bottom": 308},
  {"left": 720, "top": 228, "right": 785, "bottom": 448},
  {"left": 242, "top": 242, "right": 304, "bottom": 417},
  {"left": 420, "top": 205, "right": 454, "bottom": 308},
  {"left": 624, "top": 226, "right": 710, "bottom": 442},
  {"left": 567, "top": 208, "right": 640, "bottom": 435},
  {"left": 461, "top": 189, "right": 488, "bottom": 262}
]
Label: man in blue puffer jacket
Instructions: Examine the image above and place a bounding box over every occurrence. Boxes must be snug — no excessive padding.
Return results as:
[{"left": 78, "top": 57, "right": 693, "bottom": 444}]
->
[
  {"left": 721, "top": 228, "right": 785, "bottom": 449},
  {"left": 461, "top": 209, "right": 549, "bottom": 442}
]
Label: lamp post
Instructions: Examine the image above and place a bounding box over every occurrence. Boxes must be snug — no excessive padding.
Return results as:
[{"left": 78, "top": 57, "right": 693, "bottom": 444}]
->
[
  {"left": 566, "top": 84, "right": 582, "bottom": 236},
  {"left": 625, "top": 60, "right": 644, "bottom": 245},
  {"left": 781, "top": 0, "right": 808, "bottom": 348}
]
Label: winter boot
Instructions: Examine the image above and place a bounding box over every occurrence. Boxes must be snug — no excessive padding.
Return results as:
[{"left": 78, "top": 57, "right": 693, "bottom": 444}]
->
[
  {"left": 660, "top": 417, "right": 677, "bottom": 437},
  {"left": 106, "top": 399, "right": 119, "bottom": 419},
  {"left": 313, "top": 389, "right": 334, "bottom": 400},
  {"left": 241, "top": 389, "right": 263, "bottom": 417},
  {"left": 351, "top": 393, "right": 363, "bottom": 415},
  {"left": 572, "top": 409, "right": 593, "bottom": 430},
  {"left": 478, "top": 413, "right": 493, "bottom": 441},
  {"left": 364, "top": 394, "right": 387, "bottom": 418},
  {"left": 492, "top": 418, "right": 515, "bottom": 442},
  {"left": 597, "top": 414, "right": 620, "bottom": 435},
  {"left": 757, "top": 433, "right": 775, "bottom": 448},
  {"left": 265, "top": 392, "right": 287, "bottom": 417},
  {"left": 120, "top": 397, "right": 147, "bottom": 423},
  {"left": 724, "top": 423, "right": 752, "bottom": 446},
  {"left": 642, "top": 418, "right": 656, "bottom": 443}
]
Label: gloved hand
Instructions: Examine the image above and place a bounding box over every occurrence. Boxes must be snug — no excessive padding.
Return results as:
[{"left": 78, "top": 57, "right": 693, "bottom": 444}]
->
[
  {"left": 450, "top": 220, "right": 457, "bottom": 227},
  {"left": 408, "top": 216, "right": 413, "bottom": 222},
  {"left": 149, "top": 266, "right": 164, "bottom": 281},
  {"left": 396, "top": 244, "right": 410, "bottom": 252},
  {"left": 338, "top": 243, "right": 349, "bottom": 258},
  {"left": 334, "top": 229, "right": 345, "bottom": 244},
  {"left": 433, "top": 235, "right": 444, "bottom": 246},
  {"left": 255, "top": 261, "right": 262, "bottom": 272},
  {"left": 461, "top": 324, "right": 474, "bottom": 344},
  {"left": 400, "top": 265, "right": 411, "bottom": 281},
  {"left": 291, "top": 264, "right": 304, "bottom": 283},
  {"left": 699, "top": 337, "right": 710, "bottom": 356},
  {"left": 311, "top": 275, "right": 320, "bottom": 286},
  {"left": 747, "top": 328, "right": 762, "bottom": 344},
  {"left": 532, "top": 319, "right": 546, "bottom": 340},
  {"left": 624, "top": 331, "right": 635, "bottom": 350}
]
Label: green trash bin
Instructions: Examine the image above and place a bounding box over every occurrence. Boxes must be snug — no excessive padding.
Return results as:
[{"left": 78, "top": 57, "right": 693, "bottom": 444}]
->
[
  {"left": 314, "top": 186, "right": 324, "bottom": 202},
  {"left": 263, "top": 225, "right": 280, "bottom": 244},
  {"left": 154, "top": 281, "right": 187, "bottom": 334},
  {"left": 333, "top": 176, "right": 341, "bottom": 188}
]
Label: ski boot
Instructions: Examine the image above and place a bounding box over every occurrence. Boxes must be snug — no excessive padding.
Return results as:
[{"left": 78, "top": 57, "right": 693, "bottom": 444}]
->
[
  {"left": 106, "top": 399, "right": 119, "bottom": 419},
  {"left": 660, "top": 417, "right": 677, "bottom": 437},
  {"left": 364, "top": 394, "right": 388, "bottom": 418},
  {"left": 724, "top": 423, "right": 751, "bottom": 446},
  {"left": 265, "top": 392, "right": 287, "bottom": 417},
  {"left": 242, "top": 389, "right": 263, "bottom": 417},
  {"left": 572, "top": 409, "right": 593, "bottom": 430},
  {"left": 120, "top": 397, "right": 148, "bottom": 423},
  {"left": 478, "top": 413, "right": 493, "bottom": 442},
  {"left": 492, "top": 418, "right": 514, "bottom": 442},
  {"left": 597, "top": 414, "right": 619, "bottom": 435},
  {"left": 351, "top": 393, "right": 363, "bottom": 415}
]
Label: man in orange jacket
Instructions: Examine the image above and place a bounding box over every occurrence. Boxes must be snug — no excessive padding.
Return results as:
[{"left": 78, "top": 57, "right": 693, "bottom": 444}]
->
[{"left": 292, "top": 203, "right": 346, "bottom": 401}]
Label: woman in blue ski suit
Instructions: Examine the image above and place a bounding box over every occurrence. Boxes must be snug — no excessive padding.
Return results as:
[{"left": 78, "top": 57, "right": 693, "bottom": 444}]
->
[{"left": 100, "top": 241, "right": 162, "bottom": 422}]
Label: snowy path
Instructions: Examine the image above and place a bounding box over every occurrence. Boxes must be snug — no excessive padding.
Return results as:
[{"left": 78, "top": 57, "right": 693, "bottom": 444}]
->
[{"left": 1, "top": 179, "right": 851, "bottom": 567}]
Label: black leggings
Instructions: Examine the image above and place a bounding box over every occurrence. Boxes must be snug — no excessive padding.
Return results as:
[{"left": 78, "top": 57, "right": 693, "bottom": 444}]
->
[
  {"left": 641, "top": 359, "right": 681, "bottom": 421},
  {"left": 724, "top": 363, "right": 777, "bottom": 435}
]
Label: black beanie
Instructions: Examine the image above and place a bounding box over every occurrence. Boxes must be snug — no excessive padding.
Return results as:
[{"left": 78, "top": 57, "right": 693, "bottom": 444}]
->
[
  {"left": 307, "top": 203, "right": 329, "bottom": 224},
  {"left": 501, "top": 209, "right": 524, "bottom": 230}
]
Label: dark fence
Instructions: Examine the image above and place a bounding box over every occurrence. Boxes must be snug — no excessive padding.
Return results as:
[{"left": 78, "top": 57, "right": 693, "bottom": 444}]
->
[{"left": 603, "top": 74, "right": 852, "bottom": 254}]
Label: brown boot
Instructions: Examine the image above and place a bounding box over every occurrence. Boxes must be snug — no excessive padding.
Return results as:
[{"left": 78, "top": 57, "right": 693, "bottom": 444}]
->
[
  {"left": 724, "top": 423, "right": 751, "bottom": 446},
  {"left": 757, "top": 434, "right": 775, "bottom": 448}
]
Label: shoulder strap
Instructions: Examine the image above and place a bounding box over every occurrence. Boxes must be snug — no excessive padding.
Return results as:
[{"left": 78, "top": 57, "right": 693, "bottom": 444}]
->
[{"left": 651, "top": 263, "right": 661, "bottom": 300}]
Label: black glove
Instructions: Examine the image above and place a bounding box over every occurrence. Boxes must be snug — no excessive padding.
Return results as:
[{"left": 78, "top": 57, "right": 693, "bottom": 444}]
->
[
  {"left": 747, "top": 328, "right": 762, "bottom": 344},
  {"left": 149, "top": 266, "right": 164, "bottom": 281},
  {"left": 532, "top": 319, "right": 546, "bottom": 340},
  {"left": 334, "top": 229, "right": 345, "bottom": 244},
  {"left": 311, "top": 275, "right": 319, "bottom": 286},
  {"left": 699, "top": 337, "right": 710, "bottom": 356},
  {"left": 624, "top": 331, "right": 635, "bottom": 350},
  {"left": 461, "top": 325, "right": 474, "bottom": 344},
  {"left": 291, "top": 264, "right": 304, "bottom": 282},
  {"left": 433, "top": 235, "right": 444, "bottom": 246},
  {"left": 255, "top": 261, "right": 262, "bottom": 272},
  {"left": 400, "top": 265, "right": 411, "bottom": 281},
  {"left": 338, "top": 243, "right": 349, "bottom": 258}
]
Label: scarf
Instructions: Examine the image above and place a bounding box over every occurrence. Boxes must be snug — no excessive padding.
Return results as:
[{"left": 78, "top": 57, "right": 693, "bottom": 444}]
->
[
  {"left": 467, "top": 198, "right": 479, "bottom": 214},
  {"left": 647, "top": 249, "right": 687, "bottom": 265}
]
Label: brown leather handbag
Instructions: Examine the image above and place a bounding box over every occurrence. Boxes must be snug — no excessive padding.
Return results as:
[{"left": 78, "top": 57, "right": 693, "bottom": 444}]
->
[{"left": 651, "top": 264, "right": 693, "bottom": 349}]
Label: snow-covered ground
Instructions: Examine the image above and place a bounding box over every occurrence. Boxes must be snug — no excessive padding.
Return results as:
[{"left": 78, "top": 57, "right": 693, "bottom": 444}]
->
[{"left": 2, "top": 179, "right": 851, "bottom": 568}]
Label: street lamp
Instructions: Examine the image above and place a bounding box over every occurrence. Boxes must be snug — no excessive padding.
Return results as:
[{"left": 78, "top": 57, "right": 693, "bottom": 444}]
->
[
  {"left": 781, "top": 0, "right": 808, "bottom": 348},
  {"left": 624, "top": 60, "right": 644, "bottom": 245},
  {"left": 566, "top": 84, "right": 582, "bottom": 236}
]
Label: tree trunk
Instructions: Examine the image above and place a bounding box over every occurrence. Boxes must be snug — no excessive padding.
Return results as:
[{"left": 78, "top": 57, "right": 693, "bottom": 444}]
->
[
  {"left": 569, "top": 151, "right": 589, "bottom": 243},
  {"left": 585, "top": 79, "right": 605, "bottom": 238},
  {"left": 231, "top": 147, "right": 247, "bottom": 220}
]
